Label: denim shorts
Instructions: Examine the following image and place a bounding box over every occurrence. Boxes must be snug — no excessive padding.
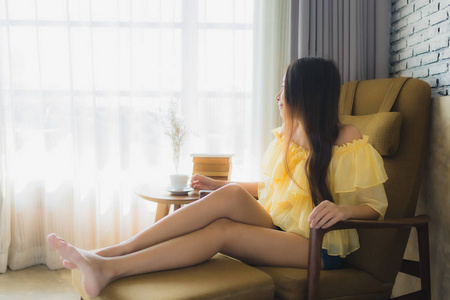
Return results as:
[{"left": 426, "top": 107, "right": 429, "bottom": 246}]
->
[{"left": 321, "top": 249, "right": 343, "bottom": 270}]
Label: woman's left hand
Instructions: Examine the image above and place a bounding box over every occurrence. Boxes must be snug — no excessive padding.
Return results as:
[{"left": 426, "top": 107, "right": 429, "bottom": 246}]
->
[{"left": 308, "top": 200, "right": 349, "bottom": 229}]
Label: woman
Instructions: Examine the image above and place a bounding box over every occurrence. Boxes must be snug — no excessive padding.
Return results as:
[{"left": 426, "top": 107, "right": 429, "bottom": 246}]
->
[{"left": 47, "top": 57, "right": 388, "bottom": 298}]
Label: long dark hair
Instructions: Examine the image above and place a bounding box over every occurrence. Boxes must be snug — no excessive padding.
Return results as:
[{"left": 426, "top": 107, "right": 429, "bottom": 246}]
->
[{"left": 283, "top": 57, "right": 341, "bottom": 206}]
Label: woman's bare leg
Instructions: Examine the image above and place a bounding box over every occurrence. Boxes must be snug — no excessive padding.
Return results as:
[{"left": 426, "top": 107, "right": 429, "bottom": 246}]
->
[
  {"left": 96, "top": 184, "right": 275, "bottom": 257},
  {"left": 48, "top": 218, "right": 308, "bottom": 298}
]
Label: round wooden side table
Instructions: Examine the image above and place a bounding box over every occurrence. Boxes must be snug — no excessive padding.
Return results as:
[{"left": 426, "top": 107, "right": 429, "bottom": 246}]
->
[{"left": 134, "top": 184, "right": 200, "bottom": 222}]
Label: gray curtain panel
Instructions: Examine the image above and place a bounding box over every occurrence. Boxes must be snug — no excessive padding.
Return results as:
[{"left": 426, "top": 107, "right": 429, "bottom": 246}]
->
[{"left": 291, "top": 0, "right": 390, "bottom": 83}]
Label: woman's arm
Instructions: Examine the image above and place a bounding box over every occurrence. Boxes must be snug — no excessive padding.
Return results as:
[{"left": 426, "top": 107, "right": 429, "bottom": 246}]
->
[
  {"left": 307, "top": 124, "right": 383, "bottom": 229},
  {"left": 190, "top": 174, "right": 259, "bottom": 198},
  {"left": 308, "top": 200, "right": 380, "bottom": 229}
]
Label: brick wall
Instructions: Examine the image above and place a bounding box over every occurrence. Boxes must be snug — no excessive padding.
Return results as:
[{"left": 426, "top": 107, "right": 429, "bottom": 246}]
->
[{"left": 390, "top": 0, "right": 450, "bottom": 96}]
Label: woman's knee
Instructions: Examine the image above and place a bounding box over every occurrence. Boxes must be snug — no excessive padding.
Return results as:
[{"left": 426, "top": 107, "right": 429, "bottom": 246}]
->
[
  {"left": 205, "top": 218, "right": 235, "bottom": 236},
  {"left": 219, "top": 183, "right": 251, "bottom": 206},
  {"left": 202, "top": 183, "right": 244, "bottom": 210},
  {"left": 221, "top": 183, "right": 243, "bottom": 194},
  {"left": 202, "top": 218, "right": 238, "bottom": 252}
]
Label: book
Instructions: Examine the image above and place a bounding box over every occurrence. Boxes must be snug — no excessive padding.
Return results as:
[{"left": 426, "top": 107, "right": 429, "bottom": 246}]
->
[
  {"left": 193, "top": 163, "right": 230, "bottom": 172},
  {"left": 194, "top": 171, "right": 230, "bottom": 177},
  {"left": 191, "top": 154, "right": 233, "bottom": 180},
  {"left": 192, "top": 157, "right": 231, "bottom": 165}
]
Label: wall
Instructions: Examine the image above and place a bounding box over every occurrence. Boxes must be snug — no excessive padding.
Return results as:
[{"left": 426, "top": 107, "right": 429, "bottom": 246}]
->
[
  {"left": 390, "top": 0, "right": 450, "bottom": 97},
  {"left": 391, "top": 96, "right": 450, "bottom": 299},
  {"left": 390, "top": 0, "right": 450, "bottom": 299}
]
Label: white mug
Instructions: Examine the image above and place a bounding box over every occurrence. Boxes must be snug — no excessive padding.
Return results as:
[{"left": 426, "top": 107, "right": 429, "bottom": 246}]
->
[{"left": 170, "top": 174, "right": 189, "bottom": 191}]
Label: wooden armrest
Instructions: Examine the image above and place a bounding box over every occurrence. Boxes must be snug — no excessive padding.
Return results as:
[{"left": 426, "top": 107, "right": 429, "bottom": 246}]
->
[
  {"left": 306, "top": 215, "right": 431, "bottom": 300},
  {"left": 318, "top": 214, "right": 430, "bottom": 233}
]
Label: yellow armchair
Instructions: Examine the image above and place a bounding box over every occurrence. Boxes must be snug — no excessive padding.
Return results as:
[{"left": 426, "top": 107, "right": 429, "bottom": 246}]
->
[
  {"left": 72, "top": 77, "right": 431, "bottom": 300},
  {"left": 256, "top": 77, "right": 431, "bottom": 300}
]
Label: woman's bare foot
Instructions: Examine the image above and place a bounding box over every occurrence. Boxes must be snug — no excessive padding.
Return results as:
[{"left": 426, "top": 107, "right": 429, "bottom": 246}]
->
[
  {"left": 47, "top": 233, "right": 113, "bottom": 298},
  {"left": 59, "top": 246, "right": 123, "bottom": 270}
]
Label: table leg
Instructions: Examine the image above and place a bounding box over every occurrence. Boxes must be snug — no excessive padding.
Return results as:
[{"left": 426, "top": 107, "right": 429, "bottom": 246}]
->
[{"left": 155, "top": 203, "right": 170, "bottom": 222}]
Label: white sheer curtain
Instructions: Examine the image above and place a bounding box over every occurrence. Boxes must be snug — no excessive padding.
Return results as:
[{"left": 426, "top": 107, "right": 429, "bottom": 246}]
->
[
  {"left": 252, "top": 0, "right": 291, "bottom": 169},
  {"left": 0, "top": 0, "right": 290, "bottom": 272},
  {"left": 292, "top": 0, "right": 390, "bottom": 82}
]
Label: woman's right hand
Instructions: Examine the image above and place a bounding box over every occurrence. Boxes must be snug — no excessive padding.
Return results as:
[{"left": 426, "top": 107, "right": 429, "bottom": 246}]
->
[{"left": 190, "top": 174, "right": 222, "bottom": 191}]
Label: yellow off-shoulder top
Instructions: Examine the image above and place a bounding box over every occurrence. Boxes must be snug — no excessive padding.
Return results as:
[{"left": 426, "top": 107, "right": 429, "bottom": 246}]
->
[{"left": 258, "top": 127, "right": 388, "bottom": 257}]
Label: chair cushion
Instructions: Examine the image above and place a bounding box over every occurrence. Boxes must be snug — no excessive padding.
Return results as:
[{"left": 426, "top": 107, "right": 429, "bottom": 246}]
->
[
  {"left": 71, "top": 254, "right": 274, "bottom": 300},
  {"left": 255, "top": 266, "right": 393, "bottom": 300},
  {"left": 340, "top": 112, "right": 402, "bottom": 156}
]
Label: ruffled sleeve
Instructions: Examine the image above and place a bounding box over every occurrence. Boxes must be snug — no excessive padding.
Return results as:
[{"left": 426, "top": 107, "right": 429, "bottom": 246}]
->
[
  {"left": 328, "top": 135, "right": 388, "bottom": 219},
  {"left": 258, "top": 128, "right": 314, "bottom": 237},
  {"left": 322, "top": 136, "right": 389, "bottom": 257}
]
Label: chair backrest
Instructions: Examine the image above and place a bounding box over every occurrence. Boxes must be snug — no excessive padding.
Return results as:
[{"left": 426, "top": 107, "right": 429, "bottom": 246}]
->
[{"left": 339, "top": 78, "right": 431, "bottom": 283}]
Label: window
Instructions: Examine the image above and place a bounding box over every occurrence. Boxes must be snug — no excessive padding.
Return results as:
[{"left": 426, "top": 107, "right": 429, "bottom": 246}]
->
[
  {"left": 0, "top": 0, "right": 256, "bottom": 192},
  {"left": 0, "top": 0, "right": 291, "bottom": 271}
]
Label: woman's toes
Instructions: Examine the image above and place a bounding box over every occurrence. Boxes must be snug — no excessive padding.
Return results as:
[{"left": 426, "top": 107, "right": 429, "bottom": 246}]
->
[
  {"left": 47, "top": 233, "right": 69, "bottom": 250},
  {"left": 47, "top": 233, "right": 60, "bottom": 249},
  {"left": 60, "top": 256, "right": 77, "bottom": 269},
  {"left": 63, "top": 259, "right": 77, "bottom": 269}
]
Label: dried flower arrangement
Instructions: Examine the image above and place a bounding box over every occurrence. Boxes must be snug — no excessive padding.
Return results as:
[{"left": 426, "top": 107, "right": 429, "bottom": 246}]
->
[{"left": 163, "top": 101, "right": 189, "bottom": 174}]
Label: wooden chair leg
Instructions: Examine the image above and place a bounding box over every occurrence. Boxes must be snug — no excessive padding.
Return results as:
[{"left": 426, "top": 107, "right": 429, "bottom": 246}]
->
[
  {"left": 392, "top": 223, "right": 431, "bottom": 300},
  {"left": 307, "top": 228, "right": 325, "bottom": 300},
  {"left": 417, "top": 223, "right": 431, "bottom": 300}
]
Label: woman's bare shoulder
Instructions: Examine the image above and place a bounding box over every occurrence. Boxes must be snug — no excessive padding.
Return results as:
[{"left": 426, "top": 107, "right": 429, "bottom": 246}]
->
[{"left": 334, "top": 125, "right": 363, "bottom": 147}]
